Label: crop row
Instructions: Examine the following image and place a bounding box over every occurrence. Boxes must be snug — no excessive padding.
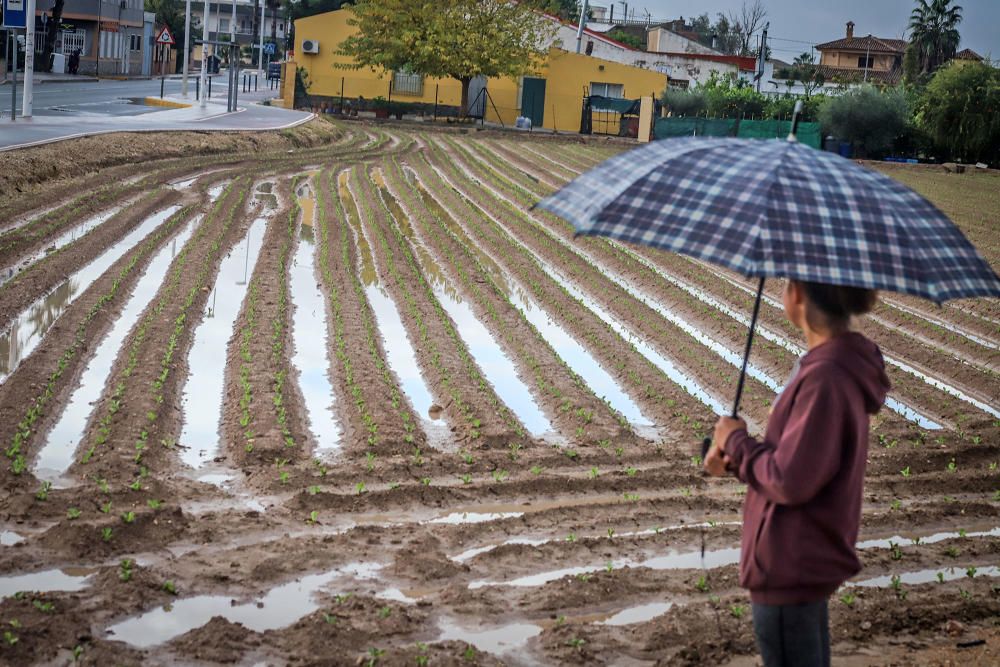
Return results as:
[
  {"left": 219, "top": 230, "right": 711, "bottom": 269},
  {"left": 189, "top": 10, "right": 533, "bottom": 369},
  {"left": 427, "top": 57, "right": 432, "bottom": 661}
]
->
[
  {"left": 3, "top": 204, "right": 197, "bottom": 476},
  {"left": 383, "top": 157, "right": 630, "bottom": 445},
  {"left": 414, "top": 146, "right": 709, "bottom": 442},
  {"left": 429, "top": 137, "right": 773, "bottom": 432},
  {"left": 350, "top": 163, "right": 523, "bottom": 446},
  {"left": 80, "top": 180, "right": 248, "bottom": 485},
  {"left": 317, "top": 170, "right": 423, "bottom": 456}
]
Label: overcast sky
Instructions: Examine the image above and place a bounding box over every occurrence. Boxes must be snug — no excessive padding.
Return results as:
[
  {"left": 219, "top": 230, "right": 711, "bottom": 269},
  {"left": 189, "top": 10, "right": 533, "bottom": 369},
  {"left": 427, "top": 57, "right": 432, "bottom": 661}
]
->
[{"left": 632, "top": 0, "right": 997, "bottom": 61}]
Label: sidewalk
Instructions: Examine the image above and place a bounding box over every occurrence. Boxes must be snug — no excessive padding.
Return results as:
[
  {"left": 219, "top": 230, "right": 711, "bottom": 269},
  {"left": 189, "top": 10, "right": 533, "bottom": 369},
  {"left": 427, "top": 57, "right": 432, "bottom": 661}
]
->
[
  {"left": 0, "top": 73, "right": 99, "bottom": 86},
  {"left": 0, "top": 90, "right": 312, "bottom": 151}
]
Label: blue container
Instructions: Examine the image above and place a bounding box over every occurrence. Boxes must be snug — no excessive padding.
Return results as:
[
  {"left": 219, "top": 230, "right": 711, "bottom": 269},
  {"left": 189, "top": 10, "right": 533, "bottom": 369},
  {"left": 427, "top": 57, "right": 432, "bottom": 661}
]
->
[{"left": 838, "top": 142, "right": 852, "bottom": 158}]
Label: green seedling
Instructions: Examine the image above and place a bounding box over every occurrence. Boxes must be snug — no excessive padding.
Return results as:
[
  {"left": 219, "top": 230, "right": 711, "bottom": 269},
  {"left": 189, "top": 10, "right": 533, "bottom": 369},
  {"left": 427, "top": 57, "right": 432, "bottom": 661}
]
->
[
  {"left": 576, "top": 573, "right": 592, "bottom": 582},
  {"left": 605, "top": 561, "right": 614, "bottom": 573},
  {"left": 307, "top": 485, "right": 320, "bottom": 495},
  {"left": 322, "top": 613, "right": 338, "bottom": 625},
  {"left": 147, "top": 498, "right": 162, "bottom": 509},
  {"left": 566, "top": 637, "right": 585, "bottom": 650},
  {"left": 839, "top": 593, "right": 856, "bottom": 607},
  {"left": 307, "top": 510, "right": 319, "bottom": 524},
  {"left": 461, "top": 451, "right": 474, "bottom": 465},
  {"left": 900, "top": 466, "right": 911, "bottom": 478},
  {"left": 947, "top": 458, "right": 957, "bottom": 473},
  {"left": 119, "top": 559, "right": 133, "bottom": 582},
  {"left": 959, "top": 588, "right": 972, "bottom": 600},
  {"left": 378, "top": 606, "right": 392, "bottom": 619},
  {"left": 67, "top": 507, "right": 81, "bottom": 520},
  {"left": 35, "top": 481, "right": 52, "bottom": 501},
  {"left": 564, "top": 449, "right": 578, "bottom": 460},
  {"left": 365, "top": 452, "right": 377, "bottom": 471},
  {"left": 32, "top": 599, "right": 54, "bottom": 613},
  {"left": 366, "top": 647, "right": 385, "bottom": 666},
  {"left": 420, "top": 477, "right": 431, "bottom": 486},
  {"left": 100, "top": 500, "right": 112, "bottom": 514},
  {"left": 695, "top": 575, "right": 710, "bottom": 592},
  {"left": 460, "top": 474, "right": 472, "bottom": 484},
  {"left": 334, "top": 593, "right": 352, "bottom": 604},
  {"left": 163, "top": 580, "right": 177, "bottom": 595},
  {"left": 945, "top": 546, "right": 960, "bottom": 558},
  {"left": 889, "top": 542, "right": 902, "bottom": 561},
  {"left": 566, "top": 533, "right": 577, "bottom": 542},
  {"left": 491, "top": 469, "right": 508, "bottom": 483},
  {"left": 72, "top": 645, "right": 83, "bottom": 661},
  {"left": 122, "top": 511, "right": 136, "bottom": 524},
  {"left": 625, "top": 466, "right": 638, "bottom": 477},
  {"left": 463, "top": 645, "right": 476, "bottom": 660},
  {"left": 730, "top": 604, "right": 747, "bottom": 618},
  {"left": 958, "top": 528, "right": 967, "bottom": 537},
  {"left": 355, "top": 481, "right": 367, "bottom": 495},
  {"left": 966, "top": 566, "right": 977, "bottom": 578},
  {"left": 936, "top": 572, "right": 945, "bottom": 584},
  {"left": 607, "top": 528, "right": 615, "bottom": 538},
  {"left": 588, "top": 467, "right": 599, "bottom": 479},
  {"left": 3, "top": 631, "right": 17, "bottom": 646},
  {"left": 101, "top": 527, "right": 113, "bottom": 542},
  {"left": 508, "top": 442, "right": 522, "bottom": 461},
  {"left": 129, "top": 479, "right": 142, "bottom": 491},
  {"left": 530, "top": 465, "right": 543, "bottom": 475},
  {"left": 278, "top": 471, "right": 290, "bottom": 485},
  {"left": 890, "top": 499, "right": 902, "bottom": 511},
  {"left": 691, "top": 455, "right": 703, "bottom": 466},
  {"left": 623, "top": 492, "right": 639, "bottom": 502}
]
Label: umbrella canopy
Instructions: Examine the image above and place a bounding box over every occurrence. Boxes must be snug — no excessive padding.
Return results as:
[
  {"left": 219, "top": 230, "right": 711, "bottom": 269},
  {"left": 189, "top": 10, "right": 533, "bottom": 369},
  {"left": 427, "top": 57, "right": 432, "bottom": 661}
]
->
[{"left": 536, "top": 136, "right": 1000, "bottom": 303}]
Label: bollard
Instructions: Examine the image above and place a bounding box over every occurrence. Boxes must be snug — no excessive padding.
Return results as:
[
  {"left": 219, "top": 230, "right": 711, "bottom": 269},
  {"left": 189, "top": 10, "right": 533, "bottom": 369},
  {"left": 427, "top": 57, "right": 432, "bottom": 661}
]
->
[
  {"left": 195, "top": 77, "right": 200, "bottom": 101},
  {"left": 160, "top": 76, "right": 165, "bottom": 99},
  {"left": 208, "top": 76, "right": 212, "bottom": 99}
]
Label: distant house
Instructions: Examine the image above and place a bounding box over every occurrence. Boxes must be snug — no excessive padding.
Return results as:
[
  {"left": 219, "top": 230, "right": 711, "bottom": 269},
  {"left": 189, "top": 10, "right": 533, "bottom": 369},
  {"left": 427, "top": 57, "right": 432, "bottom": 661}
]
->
[
  {"left": 645, "top": 19, "right": 756, "bottom": 87},
  {"left": 813, "top": 21, "right": 906, "bottom": 85},
  {"left": 954, "top": 48, "right": 984, "bottom": 63}
]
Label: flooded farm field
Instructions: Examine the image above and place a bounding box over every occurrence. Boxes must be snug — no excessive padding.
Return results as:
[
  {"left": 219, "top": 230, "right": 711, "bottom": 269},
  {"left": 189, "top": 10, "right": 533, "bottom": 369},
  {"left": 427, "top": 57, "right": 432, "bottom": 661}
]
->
[{"left": 0, "top": 119, "right": 998, "bottom": 666}]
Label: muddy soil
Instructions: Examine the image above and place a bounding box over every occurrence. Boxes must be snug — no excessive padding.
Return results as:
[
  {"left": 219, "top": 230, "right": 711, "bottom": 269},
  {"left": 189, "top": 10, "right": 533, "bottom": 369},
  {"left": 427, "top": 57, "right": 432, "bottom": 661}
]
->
[{"left": 0, "top": 122, "right": 996, "bottom": 667}]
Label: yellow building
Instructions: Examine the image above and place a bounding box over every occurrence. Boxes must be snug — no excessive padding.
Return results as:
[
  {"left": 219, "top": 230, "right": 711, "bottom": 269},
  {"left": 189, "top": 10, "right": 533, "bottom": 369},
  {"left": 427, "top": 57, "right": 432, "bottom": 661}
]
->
[{"left": 286, "top": 8, "right": 668, "bottom": 132}]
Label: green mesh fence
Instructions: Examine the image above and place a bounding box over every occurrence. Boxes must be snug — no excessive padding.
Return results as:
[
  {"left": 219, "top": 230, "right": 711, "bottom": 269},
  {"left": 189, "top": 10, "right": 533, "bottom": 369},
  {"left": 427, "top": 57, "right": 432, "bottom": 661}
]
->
[{"left": 653, "top": 117, "right": 822, "bottom": 149}]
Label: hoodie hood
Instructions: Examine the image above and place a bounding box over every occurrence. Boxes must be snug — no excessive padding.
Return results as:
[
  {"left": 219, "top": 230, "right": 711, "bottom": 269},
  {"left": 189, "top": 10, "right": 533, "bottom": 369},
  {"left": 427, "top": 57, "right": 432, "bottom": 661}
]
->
[{"left": 800, "top": 332, "right": 890, "bottom": 414}]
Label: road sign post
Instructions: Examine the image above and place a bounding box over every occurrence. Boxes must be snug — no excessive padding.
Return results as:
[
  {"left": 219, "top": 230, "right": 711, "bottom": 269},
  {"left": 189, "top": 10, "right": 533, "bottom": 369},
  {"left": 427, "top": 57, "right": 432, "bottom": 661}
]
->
[{"left": 182, "top": 0, "right": 191, "bottom": 96}]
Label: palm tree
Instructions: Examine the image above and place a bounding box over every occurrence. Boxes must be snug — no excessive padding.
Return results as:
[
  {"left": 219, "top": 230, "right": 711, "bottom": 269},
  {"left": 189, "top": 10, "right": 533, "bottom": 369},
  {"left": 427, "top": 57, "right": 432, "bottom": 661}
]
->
[{"left": 908, "top": 0, "right": 962, "bottom": 75}]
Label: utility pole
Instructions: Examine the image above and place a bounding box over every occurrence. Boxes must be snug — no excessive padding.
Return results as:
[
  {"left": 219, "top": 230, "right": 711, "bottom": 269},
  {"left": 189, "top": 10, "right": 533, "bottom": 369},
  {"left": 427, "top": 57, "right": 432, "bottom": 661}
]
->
[
  {"left": 575, "top": 0, "right": 589, "bottom": 53},
  {"left": 182, "top": 0, "right": 191, "bottom": 96},
  {"left": 864, "top": 42, "right": 870, "bottom": 82},
  {"left": 756, "top": 22, "right": 768, "bottom": 93},
  {"left": 21, "top": 0, "right": 35, "bottom": 117},
  {"left": 199, "top": 0, "right": 209, "bottom": 107},
  {"left": 258, "top": 0, "right": 264, "bottom": 72}
]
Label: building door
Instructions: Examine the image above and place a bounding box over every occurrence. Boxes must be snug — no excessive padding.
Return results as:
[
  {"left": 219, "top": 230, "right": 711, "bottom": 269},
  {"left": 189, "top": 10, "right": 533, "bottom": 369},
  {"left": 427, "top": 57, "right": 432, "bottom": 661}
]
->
[
  {"left": 466, "top": 75, "right": 487, "bottom": 118},
  {"left": 521, "top": 77, "right": 546, "bottom": 127}
]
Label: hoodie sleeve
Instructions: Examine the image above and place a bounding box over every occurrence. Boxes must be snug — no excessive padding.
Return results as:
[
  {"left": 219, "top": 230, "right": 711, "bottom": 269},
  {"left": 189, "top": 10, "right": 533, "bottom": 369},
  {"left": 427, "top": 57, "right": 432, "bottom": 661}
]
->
[{"left": 725, "top": 371, "right": 849, "bottom": 506}]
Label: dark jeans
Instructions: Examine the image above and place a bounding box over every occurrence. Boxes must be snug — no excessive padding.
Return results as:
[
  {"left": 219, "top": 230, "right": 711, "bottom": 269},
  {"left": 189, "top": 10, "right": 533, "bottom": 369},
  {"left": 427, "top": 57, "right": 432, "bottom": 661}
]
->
[{"left": 751, "top": 599, "right": 830, "bottom": 667}]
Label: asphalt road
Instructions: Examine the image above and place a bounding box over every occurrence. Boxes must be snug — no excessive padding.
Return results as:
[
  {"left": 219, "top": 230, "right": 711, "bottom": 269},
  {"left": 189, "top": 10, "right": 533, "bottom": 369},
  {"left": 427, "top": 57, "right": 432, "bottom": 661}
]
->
[{"left": 1, "top": 75, "right": 254, "bottom": 118}]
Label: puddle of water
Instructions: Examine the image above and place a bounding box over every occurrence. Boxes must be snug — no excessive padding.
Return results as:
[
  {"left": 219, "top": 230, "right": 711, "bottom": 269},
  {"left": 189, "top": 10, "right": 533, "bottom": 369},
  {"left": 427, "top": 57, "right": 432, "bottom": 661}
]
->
[
  {"left": 427, "top": 277, "right": 553, "bottom": 437},
  {"left": 207, "top": 184, "right": 227, "bottom": 201},
  {"left": 856, "top": 526, "right": 1000, "bottom": 550},
  {"left": 436, "top": 618, "right": 542, "bottom": 660},
  {"left": 406, "top": 166, "right": 650, "bottom": 428},
  {"left": 339, "top": 172, "right": 378, "bottom": 287},
  {"left": 365, "top": 286, "right": 438, "bottom": 424},
  {"left": 0, "top": 567, "right": 96, "bottom": 597},
  {"left": 171, "top": 177, "right": 198, "bottom": 190},
  {"left": 0, "top": 530, "right": 24, "bottom": 546},
  {"left": 0, "top": 207, "right": 123, "bottom": 288},
  {"left": 105, "top": 562, "right": 383, "bottom": 648},
  {"left": 427, "top": 160, "right": 726, "bottom": 416},
  {"left": 0, "top": 206, "right": 183, "bottom": 384},
  {"left": 178, "top": 218, "right": 268, "bottom": 469},
  {"left": 600, "top": 601, "right": 674, "bottom": 626},
  {"left": 291, "top": 191, "right": 343, "bottom": 454},
  {"left": 427, "top": 511, "right": 525, "bottom": 526},
  {"left": 34, "top": 217, "right": 201, "bottom": 486},
  {"left": 852, "top": 566, "right": 1000, "bottom": 588}
]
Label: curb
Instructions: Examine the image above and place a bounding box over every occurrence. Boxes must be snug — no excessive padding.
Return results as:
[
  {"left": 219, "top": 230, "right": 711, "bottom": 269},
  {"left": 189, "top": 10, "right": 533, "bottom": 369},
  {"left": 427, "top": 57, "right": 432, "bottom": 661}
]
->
[{"left": 143, "top": 97, "right": 192, "bottom": 109}]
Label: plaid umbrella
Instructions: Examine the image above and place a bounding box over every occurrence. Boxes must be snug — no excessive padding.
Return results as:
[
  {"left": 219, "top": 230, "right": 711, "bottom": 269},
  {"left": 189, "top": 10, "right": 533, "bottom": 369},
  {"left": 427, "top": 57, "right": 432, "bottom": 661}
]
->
[{"left": 536, "top": 125, "right": 1000, "bottom": 447}]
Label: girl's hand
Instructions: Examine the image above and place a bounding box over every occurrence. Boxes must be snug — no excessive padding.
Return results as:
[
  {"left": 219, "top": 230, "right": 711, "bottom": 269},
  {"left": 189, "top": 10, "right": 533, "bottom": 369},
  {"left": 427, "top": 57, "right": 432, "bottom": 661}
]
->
[
  {"left": 713, "top": 416, "right": 747, "bottom": 454},
  {"left": 704, "top": 443, "right": 729, "bottom": 476}
]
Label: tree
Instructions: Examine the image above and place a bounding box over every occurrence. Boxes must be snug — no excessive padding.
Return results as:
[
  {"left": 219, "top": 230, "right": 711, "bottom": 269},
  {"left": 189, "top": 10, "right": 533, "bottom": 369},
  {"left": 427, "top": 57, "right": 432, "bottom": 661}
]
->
[
  {"left": 727, "top": 0, "right": 767, "bottom": 57},
  {"left": 145, "top": 0, "right": 185, "bottom": 73},
  {"left": 39, "top": 0, "right": 65, "bottom": 72},
  {"left": 917, "top": 61, "right": 1000, "bottom": 164},
  {"left": 819, "top": 85, "right": 910, "bottom": 157},
  {"left": 902, "top": 42, "right": 922, "bottom": 84},
  {"left": 790, "top": 51, "right": 826, "bottom": 97},
  {"left": 337, "top": 0, "right": 554, "bottom": 115},
  {"left": 531, "top": 0, "right": 580, "bottom": 21},
  {"left": 908, "top": 0, "right": 962, "bottom": 75},
  {"left": 606, "top": 28, "right": 644, "bottom": 50}
]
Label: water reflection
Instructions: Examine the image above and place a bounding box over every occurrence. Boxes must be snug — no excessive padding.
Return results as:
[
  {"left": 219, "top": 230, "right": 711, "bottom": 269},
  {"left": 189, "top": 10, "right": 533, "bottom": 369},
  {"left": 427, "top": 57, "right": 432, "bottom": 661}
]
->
[{"left": 0, "top": 206, "right": 182, "bottom": 384}]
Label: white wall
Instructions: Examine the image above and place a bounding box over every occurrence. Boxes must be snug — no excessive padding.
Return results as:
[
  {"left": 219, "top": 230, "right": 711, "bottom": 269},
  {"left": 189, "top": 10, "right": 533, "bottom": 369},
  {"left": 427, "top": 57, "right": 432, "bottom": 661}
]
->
[
  {"left": 548, "top": 22, "right": 650, "bottom": 69},
  {"left": 647, "top": 27, "right": 718, "bottom": 55},
  {"left": 651, "top": 54, "right": 739, "bottom": 87}
]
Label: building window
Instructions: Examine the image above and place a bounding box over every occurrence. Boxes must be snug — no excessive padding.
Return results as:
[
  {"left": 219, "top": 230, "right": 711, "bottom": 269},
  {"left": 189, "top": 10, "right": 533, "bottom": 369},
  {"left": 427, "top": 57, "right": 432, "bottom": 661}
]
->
[
  {"left": 219, "top": 18, "right": 229, "bottom": 32},
  {"left": 590, "top": 82, "right": 624, "bottom": 98},
  {"left": 130, "top": 34, "right": 141, "bottom": 51},
  {"left": 857, "top": 55, "right": 874, "bottom": 68},
  {"left": 392, "top": 70, "right": 424, "bottom": 96}
]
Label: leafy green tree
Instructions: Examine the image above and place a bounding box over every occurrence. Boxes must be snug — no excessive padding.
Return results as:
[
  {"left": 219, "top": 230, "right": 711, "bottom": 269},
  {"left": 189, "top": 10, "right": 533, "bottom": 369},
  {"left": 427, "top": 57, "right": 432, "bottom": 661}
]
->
[
  {"left": 908, "top": 0, "right": 962, "bottom": 75},
  {"left": 700, "top": 73, "right": 766, "bottom": 118},
  {"left": 917, "top": 61, "right": 1000, "bottom": 164},
  {"left": 607, "top": 29, "right": 645, "bottom": 50},
  {"left": 661, "top": 88, "right": 707, "bottom": 117},
  {"left": 902, "top": 43, "right": 922, "bottom": 84},
  {"left": 787, "top": 52, "right": 826, "bottom": 97},
  {"left": 531, "top": 0, "right": 581, "bottom": 21},
  {"left": 819, "top": 85, "right": 910, "bottom": 157},
  {"left": 145, "top": 0, "right": 185, "bottom": 72},
  {"left": 336, "top": 0, "right": 553, "bottom": 115}
]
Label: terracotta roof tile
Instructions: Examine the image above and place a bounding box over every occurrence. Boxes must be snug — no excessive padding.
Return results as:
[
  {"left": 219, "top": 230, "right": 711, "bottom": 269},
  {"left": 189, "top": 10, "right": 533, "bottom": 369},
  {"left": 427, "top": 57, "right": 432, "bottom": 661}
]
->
[
  {"left": 955, "top": 48, "right": 983, "bottom": 61},
  {"left": 815, "top": 64, "right": 902, "bottom": 84},
  {"left": 815, "top": 35, "right": 907, "bottom": 54}
]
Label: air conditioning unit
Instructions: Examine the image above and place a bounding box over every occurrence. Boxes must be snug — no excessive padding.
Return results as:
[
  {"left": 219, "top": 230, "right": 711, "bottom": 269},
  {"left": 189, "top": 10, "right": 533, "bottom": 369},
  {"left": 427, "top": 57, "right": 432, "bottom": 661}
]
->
[{"left": 301, "top": 39, "right": 320, "bottom": 54}]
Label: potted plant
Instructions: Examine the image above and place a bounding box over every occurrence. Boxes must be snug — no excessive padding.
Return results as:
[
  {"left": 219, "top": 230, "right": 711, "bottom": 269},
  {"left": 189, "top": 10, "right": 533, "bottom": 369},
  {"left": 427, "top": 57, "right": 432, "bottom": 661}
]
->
[{"left": 372, "top": 96, "right": 390, "bottom": 119}]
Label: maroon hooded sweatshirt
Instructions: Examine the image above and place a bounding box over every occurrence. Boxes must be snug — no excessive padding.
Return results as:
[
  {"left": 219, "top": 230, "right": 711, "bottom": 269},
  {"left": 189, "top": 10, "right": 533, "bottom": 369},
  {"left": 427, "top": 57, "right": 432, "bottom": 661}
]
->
[{"left": 725, "top": 332, "right": 890, "bottom": 605}]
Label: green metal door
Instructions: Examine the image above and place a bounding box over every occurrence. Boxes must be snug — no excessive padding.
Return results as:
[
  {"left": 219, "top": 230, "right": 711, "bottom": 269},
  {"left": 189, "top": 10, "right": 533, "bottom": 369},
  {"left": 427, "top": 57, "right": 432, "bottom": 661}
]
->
[{"left": 521, "top": 77, "right": 546, "bottom": 127}]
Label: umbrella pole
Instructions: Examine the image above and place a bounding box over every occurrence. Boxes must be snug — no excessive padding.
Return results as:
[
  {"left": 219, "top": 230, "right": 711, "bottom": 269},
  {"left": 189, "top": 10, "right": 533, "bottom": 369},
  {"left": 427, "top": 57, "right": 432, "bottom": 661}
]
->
[
  {"left": 701, "top": 276, "right": 765, "bottom": 460},
  {"left": 731, "top": 276, "right": 766, "bottom": 417}
]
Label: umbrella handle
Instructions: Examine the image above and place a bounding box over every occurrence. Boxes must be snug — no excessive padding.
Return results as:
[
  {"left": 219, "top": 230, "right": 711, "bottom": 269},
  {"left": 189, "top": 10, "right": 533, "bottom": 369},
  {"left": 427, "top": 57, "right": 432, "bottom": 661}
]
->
[{"left": 700, "top": 276, "right": 766, "bottom": 464}]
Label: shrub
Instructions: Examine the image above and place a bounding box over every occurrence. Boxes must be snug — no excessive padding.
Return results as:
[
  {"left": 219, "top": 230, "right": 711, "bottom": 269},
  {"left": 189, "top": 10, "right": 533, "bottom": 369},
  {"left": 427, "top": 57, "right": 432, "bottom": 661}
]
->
[
  {"left": 916, "top": 62, "right": 1000, "bottom": 165},
  {"left": 661, "top": 88, "right": 707, "bottom": 117},
  {"left": 819, "top": 85, "right": 910, "bottom": 158}
]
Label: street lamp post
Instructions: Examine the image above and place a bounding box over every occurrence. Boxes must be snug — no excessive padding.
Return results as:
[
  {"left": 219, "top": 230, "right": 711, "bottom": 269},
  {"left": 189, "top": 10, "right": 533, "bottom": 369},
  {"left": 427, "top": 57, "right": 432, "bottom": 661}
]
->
[
  {"left": 258, "top": 0, "right": 264, "bottom": 72},
  {"left": 182, "top": 0, "right": 191, "bottom": 96},
  {"left": 21, "top": 0, "right": 35, "bottom": 117}
]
